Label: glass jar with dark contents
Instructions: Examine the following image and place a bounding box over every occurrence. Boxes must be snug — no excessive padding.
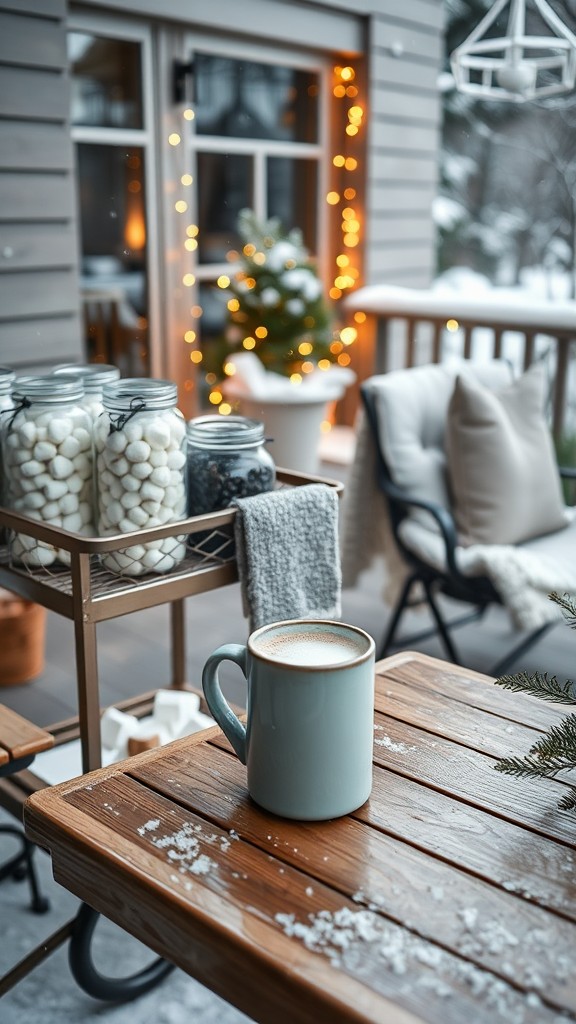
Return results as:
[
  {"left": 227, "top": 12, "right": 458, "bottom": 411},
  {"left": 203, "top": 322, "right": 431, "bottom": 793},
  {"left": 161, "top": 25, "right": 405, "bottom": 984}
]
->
[{"left": 187, "top": 415, "right": 276, "bottom": 516}]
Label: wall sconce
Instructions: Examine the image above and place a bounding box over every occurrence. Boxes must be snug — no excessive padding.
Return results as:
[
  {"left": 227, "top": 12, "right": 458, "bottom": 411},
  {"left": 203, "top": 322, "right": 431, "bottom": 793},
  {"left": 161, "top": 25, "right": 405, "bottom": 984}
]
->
[
  {"left": 173, "top": 59, "right": 195, "bottom": 105},
  {"left": 450, "top": 0, "right": 576, "bottom": 101}
]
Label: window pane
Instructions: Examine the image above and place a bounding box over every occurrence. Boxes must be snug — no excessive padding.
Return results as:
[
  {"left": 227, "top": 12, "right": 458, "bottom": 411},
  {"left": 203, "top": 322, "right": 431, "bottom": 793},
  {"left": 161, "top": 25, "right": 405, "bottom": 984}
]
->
[
  {"left": 77, "top": 144, "right": 149, "bottom": 376},
  {"left": 267, "top": 157, "right": 318, "bottom": 252},
  {"left": 195, "top": 55, "right": 319, "bottom": 142},
  {"left": 68, "top": 33, "right": 143, "bottom": 129},
  {"left": 197, "top": 152, "right": 253, "bottom": 264}
]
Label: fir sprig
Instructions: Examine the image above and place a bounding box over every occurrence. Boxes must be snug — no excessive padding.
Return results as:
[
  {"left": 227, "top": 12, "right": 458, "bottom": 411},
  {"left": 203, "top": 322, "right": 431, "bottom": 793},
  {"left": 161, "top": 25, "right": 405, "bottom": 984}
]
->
[
  {"left": 494, "top": 592, "right": 576, "bottom": 812},
  {"left": 495, "top": 671, "right": 576, "bottom": 704}
]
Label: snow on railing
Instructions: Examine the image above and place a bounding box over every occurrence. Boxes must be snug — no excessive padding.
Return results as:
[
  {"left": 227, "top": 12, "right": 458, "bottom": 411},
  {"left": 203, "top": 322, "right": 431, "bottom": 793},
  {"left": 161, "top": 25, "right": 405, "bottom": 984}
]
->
[{"left": 345, "top": 284, "right": 576, "bottom": 437}]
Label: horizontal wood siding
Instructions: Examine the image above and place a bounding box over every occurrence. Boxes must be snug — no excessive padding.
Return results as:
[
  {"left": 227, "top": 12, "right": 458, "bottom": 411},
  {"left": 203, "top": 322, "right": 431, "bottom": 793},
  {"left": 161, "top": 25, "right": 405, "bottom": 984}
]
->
[
  {"left": 0, "top": 3, "right": 82, "bottom": 373},
  {"left": 366, "top": 2, "right": 444, "bottom": 287}
]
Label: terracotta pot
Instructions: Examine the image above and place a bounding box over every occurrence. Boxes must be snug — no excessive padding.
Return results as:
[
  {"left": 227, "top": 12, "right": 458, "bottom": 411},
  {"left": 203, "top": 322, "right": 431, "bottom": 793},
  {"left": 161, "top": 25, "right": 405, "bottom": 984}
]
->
[{"left": 0, "top": 589, "right": 46, "bottom": 686}]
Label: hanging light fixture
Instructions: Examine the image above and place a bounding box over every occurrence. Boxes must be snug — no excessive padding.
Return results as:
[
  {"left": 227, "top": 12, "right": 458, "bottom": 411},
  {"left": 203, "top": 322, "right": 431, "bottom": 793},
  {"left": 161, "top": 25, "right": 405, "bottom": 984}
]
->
[{"left": 450, "top": 0, "right": 576, "bottom": 101}]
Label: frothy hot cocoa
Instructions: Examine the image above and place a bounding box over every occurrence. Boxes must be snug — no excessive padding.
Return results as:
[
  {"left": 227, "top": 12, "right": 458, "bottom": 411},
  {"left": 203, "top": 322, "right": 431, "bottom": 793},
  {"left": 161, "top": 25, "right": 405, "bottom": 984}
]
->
[{"left": 252, "top": 626, "right": 368, "bottom": 667}]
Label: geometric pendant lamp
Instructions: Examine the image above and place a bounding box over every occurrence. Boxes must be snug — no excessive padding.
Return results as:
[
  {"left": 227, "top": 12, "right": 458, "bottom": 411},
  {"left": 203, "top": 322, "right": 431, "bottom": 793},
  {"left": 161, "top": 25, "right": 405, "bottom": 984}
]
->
[{"left": 450, "top": 0, "right": 576, "bottom": 101}]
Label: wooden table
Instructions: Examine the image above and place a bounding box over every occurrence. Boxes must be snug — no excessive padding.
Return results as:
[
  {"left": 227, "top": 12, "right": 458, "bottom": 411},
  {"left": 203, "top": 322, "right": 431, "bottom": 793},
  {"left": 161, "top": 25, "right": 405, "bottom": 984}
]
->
[{"left": 24, "top": 652, "right": 576, "bottom": 1023}]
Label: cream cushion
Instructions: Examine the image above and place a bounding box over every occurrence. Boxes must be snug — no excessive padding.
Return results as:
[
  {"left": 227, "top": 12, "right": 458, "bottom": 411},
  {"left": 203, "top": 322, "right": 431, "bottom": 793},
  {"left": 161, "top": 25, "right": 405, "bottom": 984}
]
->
[{"left": 446, "top": 364, "right": 568, "bottom": 546}]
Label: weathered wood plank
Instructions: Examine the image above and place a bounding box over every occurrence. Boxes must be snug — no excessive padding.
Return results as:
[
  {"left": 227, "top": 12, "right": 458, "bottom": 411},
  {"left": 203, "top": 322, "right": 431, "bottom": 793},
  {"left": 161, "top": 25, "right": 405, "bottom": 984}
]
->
[
  {"left": 372, "top": 17, "right": 444, "bottom": 62},
  {"left": 368, "top": 217, "right": 436, "bottom": 243},
  {"left": 374, "top": 676, "right": 545, "bottom": 758},
  {"left": 0, "top": 121, "right": 73, "bottom": 172},
  {"left": 0, "top": 315, "right": 82, "bottom": 365},
  {"left": 371, "top": 711, "right": 575, "bottom": 845},
  {"left": 372, "top": 52, "right": 440, "bottom": 92},
  {"left": 131, "top": 741, "right": 576, "bottom": 1015},
  {"left": 0, "top": 174, "right": 74, "bottom": 221},
  {"left": 374, "top": 1, "right": 445, "bottom": 32},
  {"left": 0, "top": 11, "right": 66, "bottom": 68},
  {"left": 0, "top": 270, "right": 79, "bottom": 320},
  {"left": 370, "top": 183, "right": 436, "bottom": 214},
  {"left": 372, "top": 87, "right": 441, "bottom": 122},
  {"left": 0, "top": 66, "right": 68, "bottom": 121},
  {"left": 371, "top": 122, "right": 440, "bottom": 153},
  {"left": 0, "top": 704, "right": 53, "bottom": 760},
  {"left": 0, "top": 223, "right": 77, "bottom": 271},
  {"left": 365, "top": 246, "right": 435, "bottom": 274},
  {"left": 381, "top": 656, "right": 568, "bottom": 732},
  {"left": 370, "top": 152, "right": 440, "bottom": 183},
  {"left": 0, "top": 0, "right": 65, "bottom": 16}
]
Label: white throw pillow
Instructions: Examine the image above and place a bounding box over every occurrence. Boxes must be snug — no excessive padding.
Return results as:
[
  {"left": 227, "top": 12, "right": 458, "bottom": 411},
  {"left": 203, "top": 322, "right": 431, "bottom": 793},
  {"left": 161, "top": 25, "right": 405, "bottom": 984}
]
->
[{"left": 446, "top": 364, "right": 567, "bottom": 546}]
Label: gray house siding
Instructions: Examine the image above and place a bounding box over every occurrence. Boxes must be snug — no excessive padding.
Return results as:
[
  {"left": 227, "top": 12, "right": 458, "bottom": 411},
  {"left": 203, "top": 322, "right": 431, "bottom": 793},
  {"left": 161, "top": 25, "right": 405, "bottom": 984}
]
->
[
  {"left": 368, "top": 3, "right": 444, "bottom": 286},
  {"left": 0, "top": 0, "right": 82, "bottom": 371}
]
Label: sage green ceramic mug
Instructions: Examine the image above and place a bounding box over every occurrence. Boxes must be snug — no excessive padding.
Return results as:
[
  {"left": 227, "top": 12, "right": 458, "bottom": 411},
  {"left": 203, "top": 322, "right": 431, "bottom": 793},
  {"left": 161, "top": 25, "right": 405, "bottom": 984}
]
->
[{"left": 201, "top": 619, "right": 375, "bottom": 820}]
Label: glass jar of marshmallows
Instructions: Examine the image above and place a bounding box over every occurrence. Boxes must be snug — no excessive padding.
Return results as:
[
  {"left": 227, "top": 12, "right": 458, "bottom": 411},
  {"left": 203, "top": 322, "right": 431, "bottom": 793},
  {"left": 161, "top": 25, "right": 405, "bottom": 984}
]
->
[
  {"left": 52, "top": 363, "right": 120, "bottom": 420},
  {"left": 2, "top": 375, "right": 94, "bottom": 567},
  {"left": 95, "top": 379, "right": 187, "bottom": 575}
]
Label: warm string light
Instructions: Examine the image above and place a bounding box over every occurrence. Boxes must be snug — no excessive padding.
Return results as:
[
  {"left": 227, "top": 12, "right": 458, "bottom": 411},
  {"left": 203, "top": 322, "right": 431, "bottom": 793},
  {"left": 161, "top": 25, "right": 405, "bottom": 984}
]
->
[
  {"left": 327, "top": 64, "right": 364, "bottom": 357},
  {"left": 169, "top": 106, "right": 207, "bottom": 396}
]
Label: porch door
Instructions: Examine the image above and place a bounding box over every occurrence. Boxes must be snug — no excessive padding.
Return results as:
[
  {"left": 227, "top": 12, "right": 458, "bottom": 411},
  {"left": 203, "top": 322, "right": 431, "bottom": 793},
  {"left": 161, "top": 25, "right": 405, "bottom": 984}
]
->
[{"left": 163, "top": 34, "right": 331, "bottom": 414}]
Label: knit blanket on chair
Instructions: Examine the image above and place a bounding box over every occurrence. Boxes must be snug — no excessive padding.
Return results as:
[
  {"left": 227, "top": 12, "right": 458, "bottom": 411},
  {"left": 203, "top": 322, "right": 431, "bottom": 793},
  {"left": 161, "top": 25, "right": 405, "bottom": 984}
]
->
[{"left": 341, "top": 411, "right": 576, "bottom": 632}]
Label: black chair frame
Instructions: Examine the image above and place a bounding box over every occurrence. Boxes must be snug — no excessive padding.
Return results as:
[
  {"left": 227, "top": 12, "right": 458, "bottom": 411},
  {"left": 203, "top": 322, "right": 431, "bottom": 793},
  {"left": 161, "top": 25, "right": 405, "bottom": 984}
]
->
[{"left": 360, "top": 382, "right": 566, "bottom": 676}]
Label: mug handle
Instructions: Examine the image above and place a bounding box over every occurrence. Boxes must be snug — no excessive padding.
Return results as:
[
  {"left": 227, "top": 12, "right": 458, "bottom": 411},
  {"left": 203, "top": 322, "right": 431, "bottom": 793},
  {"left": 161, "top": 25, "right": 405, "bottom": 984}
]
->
[{"left": 202, "top": 644, "right": 248, "bottom": 763}]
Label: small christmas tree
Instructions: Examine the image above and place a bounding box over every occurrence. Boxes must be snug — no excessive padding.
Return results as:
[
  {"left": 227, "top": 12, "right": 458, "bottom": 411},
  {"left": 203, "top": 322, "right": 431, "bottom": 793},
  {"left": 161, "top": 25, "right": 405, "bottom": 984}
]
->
[
  {"left": 219, "top": 209, "right": 335, "bottom": 377},
  {"left": 494, "top": 592, "right": 576, "bottom": 811}
]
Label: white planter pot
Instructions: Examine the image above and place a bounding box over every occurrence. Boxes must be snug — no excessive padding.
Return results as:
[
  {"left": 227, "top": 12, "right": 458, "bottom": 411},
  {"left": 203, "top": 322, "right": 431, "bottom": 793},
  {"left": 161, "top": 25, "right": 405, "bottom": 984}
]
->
[{"left": 236, "top": 395, "right": 329, "bottom": 475}]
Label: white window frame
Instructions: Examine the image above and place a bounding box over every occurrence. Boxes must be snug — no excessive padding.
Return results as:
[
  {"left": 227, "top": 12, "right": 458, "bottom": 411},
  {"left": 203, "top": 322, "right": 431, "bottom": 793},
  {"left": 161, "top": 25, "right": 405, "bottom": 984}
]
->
[
  {"left": 185, "top": 33, "right": 331, "bottom": 283},
  {"left": 67, "top": 11, "right": 162, "bottom": 377},
  {"left": 159, "top": 31, "right": 333, "bottom": 401}
]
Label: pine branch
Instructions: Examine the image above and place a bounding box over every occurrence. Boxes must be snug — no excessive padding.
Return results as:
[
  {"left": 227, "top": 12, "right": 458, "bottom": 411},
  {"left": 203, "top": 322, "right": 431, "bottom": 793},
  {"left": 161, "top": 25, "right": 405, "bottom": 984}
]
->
[
  {"left": 558, "top": 787, "right": 576, "bottom": 812},
  {"left": 495, "top": 670, "right": 576, "bottom": 705},
  {"left": 549, "top": 591, "right": 576, "bottom": 629},
  {"left": 494, "top": 754, "right": 568, "bottom": 780},
  {"left": 529, "top": 714, "right": 576, "bottom": 767}
]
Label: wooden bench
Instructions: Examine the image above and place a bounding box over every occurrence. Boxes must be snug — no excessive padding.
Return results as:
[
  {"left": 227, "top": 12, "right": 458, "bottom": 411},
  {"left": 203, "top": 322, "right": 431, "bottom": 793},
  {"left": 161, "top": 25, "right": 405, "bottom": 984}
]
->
[
  {"left": 0, "top": 704, "right": 54, "bottom": 774},
  {"left": 0, "top": 705, "right": 54, "bottom": 932}
]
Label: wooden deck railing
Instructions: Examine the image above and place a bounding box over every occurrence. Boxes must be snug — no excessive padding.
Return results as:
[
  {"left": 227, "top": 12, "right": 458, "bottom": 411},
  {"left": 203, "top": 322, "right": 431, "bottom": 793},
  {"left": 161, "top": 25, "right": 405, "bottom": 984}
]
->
[{"left": 344, "top": 284, "right": 576, "bottom": 439}]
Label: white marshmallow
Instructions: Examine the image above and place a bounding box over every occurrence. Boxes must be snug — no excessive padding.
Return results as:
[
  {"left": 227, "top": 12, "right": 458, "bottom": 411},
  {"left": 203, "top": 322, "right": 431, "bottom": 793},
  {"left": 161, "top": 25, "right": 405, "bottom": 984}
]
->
[
  {"left": 107, "top": 430, "right": 127, "bottom": 454},
  {"left": 150, "top": 466, "right": 171, "bottom": 488},
  {"left": 33, "top": 441, "right": 57, "bottom": 462},
  {"left": 127, "top": 506, "right": 148, "bottom": 528},
  {"left": 144, "top": 419, "right": 170, "bottom": 450},
  {"left": 20, "top": 459, "right": 43, "bottom": 478},
  {"left": 140, "top": 481, "right": 164, "bottom": 503},
  {"left": 110, "top": 456, "right": 129, "bottom": 478},
  {"left": 62, "top": 512, "right": 82, "bottom": 532},
  {"left": 59, "top": 493, "right": 79, "bottom": 515},
  {"left": 51, "top": 455, "right": 74, "bottom": 480},
  {"left": 166, "top": 449, "right": 186, "bottom": 470},
  {"left": 121, "top": 473, "right": 140, "bottom": 493},
  {"left": 47, "top": 418, "right": 72, "bottom": 444},
  {"left": 125, "top": 440, "right": 151, "bottom": 464},
  {"left": 58, "top": 435, "right": 81, "bottom": 460},
  {"left": 131, "top": 461, "right": 153, "bottom": 481},
  {"left": 100, "top": 707, "right": 139, "bottom": 751}
]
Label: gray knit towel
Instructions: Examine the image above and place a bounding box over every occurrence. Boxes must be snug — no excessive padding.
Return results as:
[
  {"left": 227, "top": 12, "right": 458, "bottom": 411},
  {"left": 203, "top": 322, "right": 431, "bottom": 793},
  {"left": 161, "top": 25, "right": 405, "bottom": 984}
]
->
[{"left": 232, "top": 483, "right": 342, "bottom": 632}]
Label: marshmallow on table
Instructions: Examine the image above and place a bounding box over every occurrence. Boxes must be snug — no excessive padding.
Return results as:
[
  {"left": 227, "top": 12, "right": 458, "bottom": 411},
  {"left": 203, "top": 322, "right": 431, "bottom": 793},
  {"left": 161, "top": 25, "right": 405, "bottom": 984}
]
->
[
  {"left": 153, "top": 689, "right": 201, "bottom": 734},
  {"left": 95, "top": 409, "right": 187, "bottom": 577},
  {"left": 100, "top": 696, "right": 214, "bottom": 765}
]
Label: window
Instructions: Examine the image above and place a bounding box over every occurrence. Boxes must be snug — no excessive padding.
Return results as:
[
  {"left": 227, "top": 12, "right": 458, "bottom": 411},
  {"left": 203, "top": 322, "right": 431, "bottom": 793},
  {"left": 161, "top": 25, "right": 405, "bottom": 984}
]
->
[
  {"left": 68, "top": 25, "right": 157, "bottom": 377},
  {"left": 174, "top": 42, "right": 330, "bottom": 398}
]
